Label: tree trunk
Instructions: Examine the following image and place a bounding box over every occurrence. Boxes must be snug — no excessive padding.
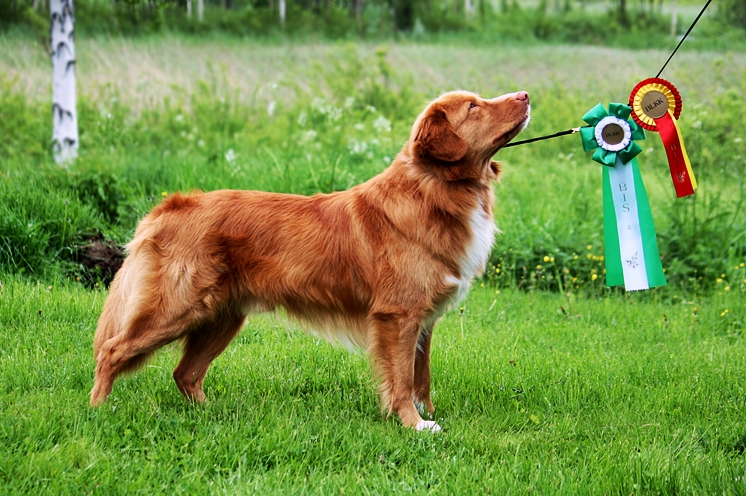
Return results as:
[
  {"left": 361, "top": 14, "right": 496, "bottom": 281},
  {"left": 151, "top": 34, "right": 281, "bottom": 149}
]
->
[
  {"left": 198, "top": 0, "right": 204, "bottom": 22},
  {"left": 279, "top": 0, "right": 286, "bottom": 27},
  {"left": 619, "top": 0, "right": 628, "bottom": 26},
  {"left": 187, "top": 0, "right": 192, "bottom": 18},
  {"left": 670, "top": 0, "right": 678, "bottom": 37},
  {"left": 50, "top": 0, "right": 78, "bottom": 165},
  {"left": 355, "top": 0, "right": 362, "bottom": 33}
]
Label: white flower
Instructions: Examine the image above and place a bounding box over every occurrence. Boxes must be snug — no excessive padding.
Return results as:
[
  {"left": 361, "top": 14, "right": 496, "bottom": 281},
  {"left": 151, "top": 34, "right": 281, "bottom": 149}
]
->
[
  {"left": 354, "top": 123, "right": 365, "bottom": 131},
  {"left": 300, "top": 130, "right": 317, "bottom": 144},
  {"left": 297, "top": 112, "right": 307, "bottom": 126},
  {"left": 735, "top": 138, "right": 743, "bottom": 143},
  {"left": 366, "top": 105, "right": 377, "bottom": 113},
  {"left": 312, "top": 98, "right": 326, "bottom": 112},
  {"left": 225, "top": 149, "right": 237, "bottom": 163},
  {"left": 373, "top": 115, "right": 391, "bottom": 133},
  {"left": 344, "top": 97, "right": 355, "bottom": 109},
  {"left": 327, "top": 106, "right": 343, "bottom": 122},
  {"left": 197, "top": 140, "right": 205, "bottom": 147},
  {"left": 348, "top": 139, "right": 368, "bottom": 155},
  {"left": 175, "top": 114, "right": 184, "bottom": 123},
  {"left": 267, "top": 101, "right": 276, "bottom": 117}
]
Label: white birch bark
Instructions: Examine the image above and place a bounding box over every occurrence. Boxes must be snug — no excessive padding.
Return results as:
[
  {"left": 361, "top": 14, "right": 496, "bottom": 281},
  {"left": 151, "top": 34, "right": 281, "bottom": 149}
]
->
[
  {"left": 279, "top": 0, "right": 286, "bottom": 28},
  {"left": 187, "top": 0, "right": 192, "bottom": 18},
  {"left": 50, "top": 0, "right": 78, "bottom": 165},
  {"left": 198, "top": 0, "right": 204, "bottom": 22}
]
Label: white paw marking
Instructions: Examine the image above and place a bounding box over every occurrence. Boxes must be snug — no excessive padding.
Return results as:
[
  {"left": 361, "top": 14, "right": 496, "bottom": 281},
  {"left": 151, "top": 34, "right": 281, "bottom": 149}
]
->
[{"left": 416, "top": 420, "right": 441, "bottom": 432}]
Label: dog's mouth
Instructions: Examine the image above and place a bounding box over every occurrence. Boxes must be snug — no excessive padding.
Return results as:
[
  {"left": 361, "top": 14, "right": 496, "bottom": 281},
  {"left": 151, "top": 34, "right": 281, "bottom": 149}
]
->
[{"left": 492, "top": 111, "right": 531, "bottom": 150}]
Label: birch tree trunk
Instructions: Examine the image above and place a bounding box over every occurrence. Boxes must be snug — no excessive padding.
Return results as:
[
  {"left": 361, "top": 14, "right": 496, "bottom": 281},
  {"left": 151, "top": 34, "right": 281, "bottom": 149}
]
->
[
  {"left": 670, "top": 0, "right": 678, "bottom": 37},
  {"left": 198, "top": 0, "right": 204, "bottom": 22},
  {"left": 50, "top": 0, "right": 78, "bottom": 165},
  {"left": 279, "top": 0, "right": 286, "bottom": 28},
  {"left": 187, "top": 0, "right": 192, "bottom": 18}
]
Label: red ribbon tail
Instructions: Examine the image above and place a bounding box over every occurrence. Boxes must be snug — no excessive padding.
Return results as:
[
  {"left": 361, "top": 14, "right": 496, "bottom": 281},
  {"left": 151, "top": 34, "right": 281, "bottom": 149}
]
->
[{"left": 654, "top": 111, "right": 695, "bottom": 198}]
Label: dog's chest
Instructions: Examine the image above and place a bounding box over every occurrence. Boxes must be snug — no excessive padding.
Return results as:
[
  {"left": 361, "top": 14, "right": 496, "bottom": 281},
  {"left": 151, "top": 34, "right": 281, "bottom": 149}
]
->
[{"left": 446, "top": 201, "right": 496, "bottom": 305}]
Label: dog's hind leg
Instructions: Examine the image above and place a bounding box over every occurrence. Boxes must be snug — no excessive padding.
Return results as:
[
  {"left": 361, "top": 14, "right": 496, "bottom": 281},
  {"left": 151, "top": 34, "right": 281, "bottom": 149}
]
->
[
  {"left": 173, "top": 312, "right": 246, "bottom": 403},
  {"left": 90, "top": 309, "right": 199, "bottom": 407},
  {"left": 413, "top": 322, "right": 435, "bottom": 417}
]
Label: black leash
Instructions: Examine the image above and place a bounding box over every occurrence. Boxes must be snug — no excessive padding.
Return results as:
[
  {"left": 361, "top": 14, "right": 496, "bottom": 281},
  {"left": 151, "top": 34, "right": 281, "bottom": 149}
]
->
[{"left": 504, "top": 0, "right": 713, "bottom": 149}]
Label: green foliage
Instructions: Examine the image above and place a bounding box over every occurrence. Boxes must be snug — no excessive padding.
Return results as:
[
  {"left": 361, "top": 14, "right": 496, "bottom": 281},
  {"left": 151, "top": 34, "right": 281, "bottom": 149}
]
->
[
  {"left": 719, "top": 0, "right": 746, "bottom": 30},
  {"left": 5, "top": 0, "right": 745, "bottom": 50},
  {"left": 1, "top": 41, "right": 744, "bottom": 293}
]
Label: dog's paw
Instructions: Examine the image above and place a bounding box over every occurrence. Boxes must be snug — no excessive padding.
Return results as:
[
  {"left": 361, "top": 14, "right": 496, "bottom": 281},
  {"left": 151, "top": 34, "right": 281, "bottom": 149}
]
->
[{"left": 415, "top": 420, "right": 441, "bottom": 433}]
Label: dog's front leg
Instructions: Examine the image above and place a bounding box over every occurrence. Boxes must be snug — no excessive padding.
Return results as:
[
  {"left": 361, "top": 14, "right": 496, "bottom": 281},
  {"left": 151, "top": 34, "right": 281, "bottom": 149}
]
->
[
  {"left": 413, "top": 322, "right": 435, "bottom": 417},
  {"left": 368, "top": 312, "right": 441, "bottom": 432}
]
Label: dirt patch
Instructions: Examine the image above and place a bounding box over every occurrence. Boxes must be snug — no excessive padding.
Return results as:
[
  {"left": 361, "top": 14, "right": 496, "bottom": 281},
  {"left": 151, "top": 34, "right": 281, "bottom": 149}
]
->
[{"left": 75, "top": 234, "right": 124, "bottom": 287}]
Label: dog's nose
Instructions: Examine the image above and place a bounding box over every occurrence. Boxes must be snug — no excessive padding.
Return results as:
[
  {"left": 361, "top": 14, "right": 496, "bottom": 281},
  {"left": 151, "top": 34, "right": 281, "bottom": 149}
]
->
[{"left": 516, "top": 91, "right": 529, "bottom": 103}]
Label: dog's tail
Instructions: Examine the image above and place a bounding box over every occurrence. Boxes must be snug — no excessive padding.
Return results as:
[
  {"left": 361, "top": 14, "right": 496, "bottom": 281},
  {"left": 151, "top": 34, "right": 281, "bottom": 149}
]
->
[
  {"left": 92, "top": 223, "right": 153, "bottom": 362},
  {"left": 92, "top": 262, "right": 130, "bottom": 361}
]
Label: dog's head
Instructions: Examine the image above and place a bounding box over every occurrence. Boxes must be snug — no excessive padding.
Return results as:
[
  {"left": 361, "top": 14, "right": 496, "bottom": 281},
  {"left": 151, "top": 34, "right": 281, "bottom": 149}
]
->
[{"left": 409, "top": 90, "right": 530, "bottom": 181}]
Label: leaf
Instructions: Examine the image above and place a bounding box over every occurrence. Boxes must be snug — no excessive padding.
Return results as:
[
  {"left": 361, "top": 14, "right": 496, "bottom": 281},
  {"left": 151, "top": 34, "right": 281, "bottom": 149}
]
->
[{"left": 530, "top": 413, "right": 540, "bottom": 425}]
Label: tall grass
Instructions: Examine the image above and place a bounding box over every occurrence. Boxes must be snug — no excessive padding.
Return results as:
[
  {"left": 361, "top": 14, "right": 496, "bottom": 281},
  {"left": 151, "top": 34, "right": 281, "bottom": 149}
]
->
[{"left": 2, "top": 39, "right": 744, "bottom": 291}]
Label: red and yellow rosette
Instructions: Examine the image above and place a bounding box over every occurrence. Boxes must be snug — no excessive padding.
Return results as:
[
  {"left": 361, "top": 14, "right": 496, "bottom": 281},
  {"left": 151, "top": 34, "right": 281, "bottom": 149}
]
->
[{"left": 629, "top": 78, "right": 697, "bottom": 198}]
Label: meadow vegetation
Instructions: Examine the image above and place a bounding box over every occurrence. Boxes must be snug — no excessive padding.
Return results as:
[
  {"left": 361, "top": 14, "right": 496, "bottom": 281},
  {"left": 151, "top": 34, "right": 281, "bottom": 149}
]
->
[{"left": 1, "top": 27, "right": 745, "bottom": 494}]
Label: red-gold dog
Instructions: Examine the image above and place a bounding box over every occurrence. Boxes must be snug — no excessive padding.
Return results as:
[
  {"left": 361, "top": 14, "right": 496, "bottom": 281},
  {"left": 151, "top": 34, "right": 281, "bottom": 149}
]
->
[{"left": 91, "top": 90, "right": 530, "bottom": 431}]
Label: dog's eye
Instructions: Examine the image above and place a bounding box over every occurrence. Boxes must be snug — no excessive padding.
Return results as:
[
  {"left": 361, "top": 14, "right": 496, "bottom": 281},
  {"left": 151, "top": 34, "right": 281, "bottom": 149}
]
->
[{"left": 469, "top": 102, "right": 478, "bottom": 109}]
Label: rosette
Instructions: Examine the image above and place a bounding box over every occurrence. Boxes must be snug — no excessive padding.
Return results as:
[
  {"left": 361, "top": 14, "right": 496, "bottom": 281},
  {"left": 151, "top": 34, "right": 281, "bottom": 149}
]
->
[
  {"left": 580, "top": 103, "right": 646, "bottom": 167},
  {"left": 629, "top": 77, "right": 697, "bottom": 198},
  {"left": 580, "top": 103, "right": 667, "bottom": 292}
]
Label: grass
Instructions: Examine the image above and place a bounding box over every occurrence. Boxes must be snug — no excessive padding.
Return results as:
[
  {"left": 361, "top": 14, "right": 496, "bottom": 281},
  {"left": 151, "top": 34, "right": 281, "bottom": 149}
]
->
[
  {"left": 1, "top": 33, "right": 745, "bottom": 493},
  {"left": 1, "top": 276, "right": 745, "bottom": 493}
]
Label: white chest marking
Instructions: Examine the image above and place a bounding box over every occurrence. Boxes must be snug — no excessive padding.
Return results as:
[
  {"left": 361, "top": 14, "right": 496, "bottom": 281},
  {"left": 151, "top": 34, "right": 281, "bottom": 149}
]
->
[{"left": 447, "top": 201, "right": 495, "bottom": 306}]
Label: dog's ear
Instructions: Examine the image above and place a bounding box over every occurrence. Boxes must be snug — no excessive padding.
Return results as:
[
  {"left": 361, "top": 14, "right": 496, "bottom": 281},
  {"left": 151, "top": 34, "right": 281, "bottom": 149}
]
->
[
  {"left": 412, "top": 108, "right": 467, "bottom": 163},
  {"left": 488, "top": 160, "right": 502, "bottom": 180}
]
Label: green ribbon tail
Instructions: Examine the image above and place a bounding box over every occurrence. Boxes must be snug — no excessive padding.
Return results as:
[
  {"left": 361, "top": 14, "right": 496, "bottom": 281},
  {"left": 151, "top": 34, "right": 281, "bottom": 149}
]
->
[
  {"left": 603, "top": 166, "right": 624, "bottom": 287},
  {"left": 603, "top": 158, "right": 667, "bottom": 289},
  {"left": 631, "top": 159, "right": 667, "bottom": 288}
]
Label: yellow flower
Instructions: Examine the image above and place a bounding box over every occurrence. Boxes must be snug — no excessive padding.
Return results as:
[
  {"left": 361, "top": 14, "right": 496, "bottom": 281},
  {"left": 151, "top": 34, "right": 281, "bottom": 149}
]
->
[
  {"left": 716, "top": 278, "right": 723, "bottom": 284},
  {"left": 495, "top": 268, "right": 500, "bottom": 274},
  {"left": 573, "top": 255, "right": 578, "bottom": 260},
  {"left": 586, "top": 254, "right": 592, "bottom": 259},
  {"left": 720, "top": 309, "right": 729, "bottom": 317},
  {"left": 536, "top": 265, "right": 542, "bottom": 270},
  {"left": 721, "top": 274, "right": 726, "bottom": 278},
  {"left": 549, "top": 257, "right": 555, "bottom": 263},
  {"left": 725, "top": 286, "right": 731, "bottom": 291},
  {"left": 740, "top": 263, "right": 745, "bottom": 268},
  {"left": 543, "top": 256, "right": 550, "bottom": 262},
  {"left": 586, "top": 245, "right": 592, "bottom": 250},
  {"left": 591, "top": 274, "right": 598, "bottom": 281},
  {"left": 161, "top": 191, "right": 168, "bottom": 197}
]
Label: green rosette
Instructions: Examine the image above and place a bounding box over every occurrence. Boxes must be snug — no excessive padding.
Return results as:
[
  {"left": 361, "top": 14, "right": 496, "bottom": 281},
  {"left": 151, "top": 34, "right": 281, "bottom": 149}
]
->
[{"left": 580, "top": 103, "right": 666, "bottom": 292}]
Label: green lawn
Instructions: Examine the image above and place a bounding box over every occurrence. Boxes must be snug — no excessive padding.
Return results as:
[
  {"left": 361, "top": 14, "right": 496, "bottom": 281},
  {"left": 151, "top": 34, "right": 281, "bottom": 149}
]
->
[
  {"left": 1, "top": 276, "right": 744, "bottom": 494},
  {"left": 1, "top": 33, "right": 745, "bottom": 493}
]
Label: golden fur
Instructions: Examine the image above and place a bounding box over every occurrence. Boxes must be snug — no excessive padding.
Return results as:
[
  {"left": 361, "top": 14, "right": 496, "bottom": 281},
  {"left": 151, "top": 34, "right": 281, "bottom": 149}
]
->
[{"left": 90, "top": 90, "right": 531, "bottom": 431}]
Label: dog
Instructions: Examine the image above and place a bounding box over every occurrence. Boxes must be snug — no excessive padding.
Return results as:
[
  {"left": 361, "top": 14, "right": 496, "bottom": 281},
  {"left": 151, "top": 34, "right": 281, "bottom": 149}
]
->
[{"left": 90, "top": 90, "right": 530, "bottom": 431}]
